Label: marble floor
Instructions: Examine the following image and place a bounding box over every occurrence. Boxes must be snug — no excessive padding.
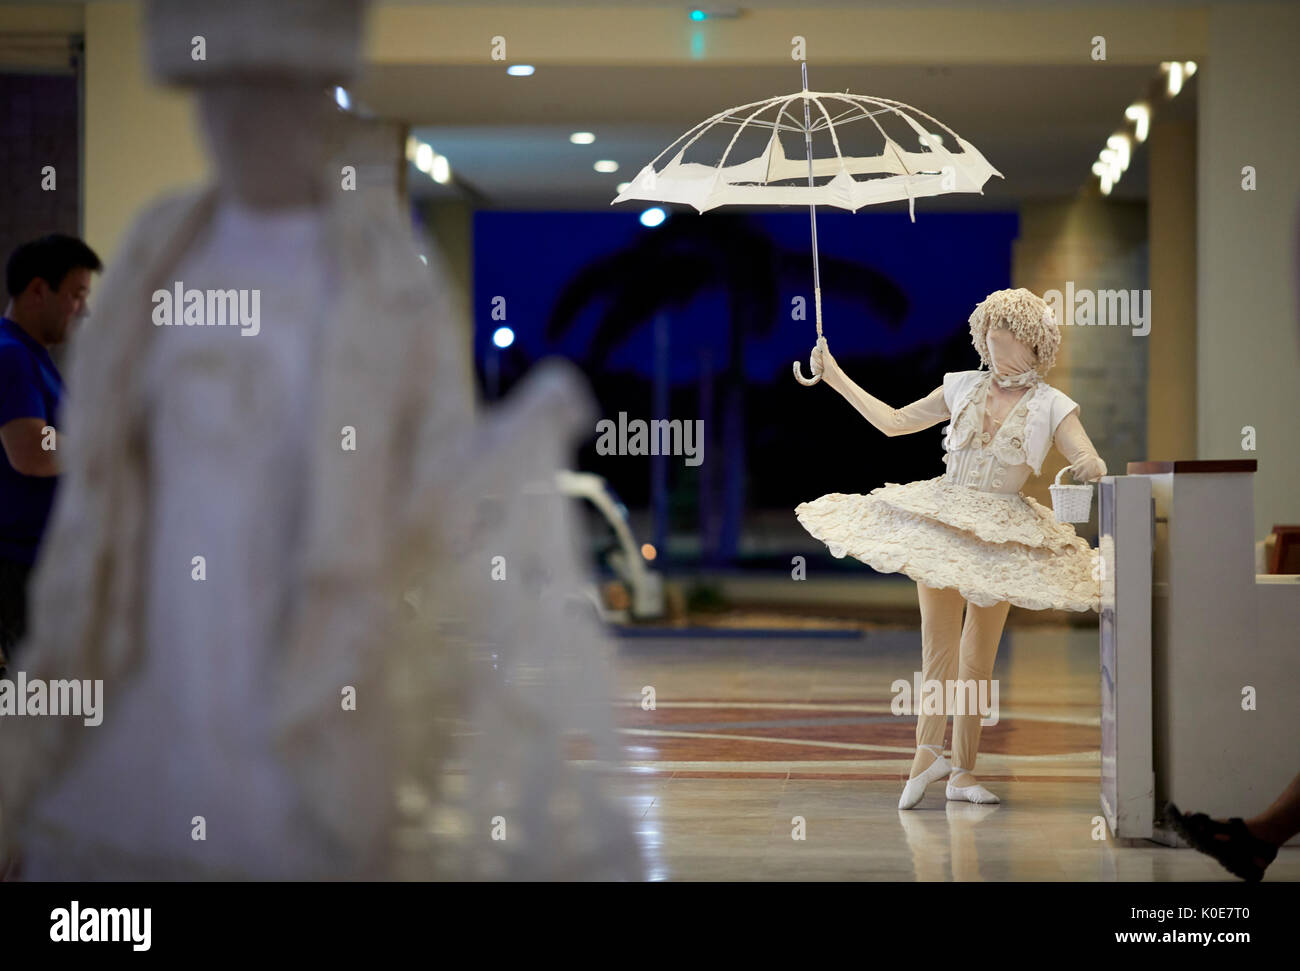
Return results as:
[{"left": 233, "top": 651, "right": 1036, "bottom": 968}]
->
[{"left": 603, "top": 626, "right": 1300, "bottom": 881}]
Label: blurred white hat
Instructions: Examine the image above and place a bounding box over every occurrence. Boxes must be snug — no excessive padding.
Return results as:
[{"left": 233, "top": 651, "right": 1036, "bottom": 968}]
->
[{"left": 145, "top": 0, "right": 367, "bottom": 85}]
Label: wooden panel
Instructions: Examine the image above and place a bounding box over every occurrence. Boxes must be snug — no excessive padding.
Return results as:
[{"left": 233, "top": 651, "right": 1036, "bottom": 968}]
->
[{"left": 1127, "top": 459, "right": 1257, "bottom": 475}]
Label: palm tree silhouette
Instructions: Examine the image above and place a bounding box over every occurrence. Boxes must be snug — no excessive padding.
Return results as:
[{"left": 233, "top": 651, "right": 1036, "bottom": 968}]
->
[{"left": 547, "top": 211, "right": 909, "bottom": 565}]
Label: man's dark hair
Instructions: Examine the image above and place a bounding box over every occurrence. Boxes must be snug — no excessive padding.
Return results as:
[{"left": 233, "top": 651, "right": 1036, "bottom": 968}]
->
[{"left": 6, "top": 234, "right": 102, "bottom": 299}]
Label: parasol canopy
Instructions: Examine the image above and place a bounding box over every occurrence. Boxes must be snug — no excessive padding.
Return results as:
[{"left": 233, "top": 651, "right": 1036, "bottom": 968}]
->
[{"left": 612, "top": 65, "right": 1002, "bottom": 385}]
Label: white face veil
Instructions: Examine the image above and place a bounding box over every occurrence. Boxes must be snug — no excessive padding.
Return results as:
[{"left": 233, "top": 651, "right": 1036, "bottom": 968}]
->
[{"left": 986, "top": 327, "right": 1039, "bottom": 387}]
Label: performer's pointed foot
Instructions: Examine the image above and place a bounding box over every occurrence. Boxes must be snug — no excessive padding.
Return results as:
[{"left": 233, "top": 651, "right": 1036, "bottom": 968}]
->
[
  {"left": 899, "top": 743, "right": 951, "bottom": 810},
  {"left": 946, "top": 768, "right": 999, "bottom": 804}
]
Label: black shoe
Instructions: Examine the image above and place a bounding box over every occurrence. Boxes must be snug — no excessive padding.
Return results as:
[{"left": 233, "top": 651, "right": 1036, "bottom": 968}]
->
[{"left": 1166, "top": 801, "right": 1278, "bottom": 882}]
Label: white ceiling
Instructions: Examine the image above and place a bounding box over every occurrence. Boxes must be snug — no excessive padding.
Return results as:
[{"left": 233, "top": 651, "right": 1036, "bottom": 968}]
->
[{"left": 381, "top": 0, "right": 1226, "bottom": 7}]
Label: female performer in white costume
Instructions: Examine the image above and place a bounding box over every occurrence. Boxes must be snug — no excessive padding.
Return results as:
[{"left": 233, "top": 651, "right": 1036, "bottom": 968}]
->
[{"left": 795, "top": 288, "right": 1106, "bottom": 809}]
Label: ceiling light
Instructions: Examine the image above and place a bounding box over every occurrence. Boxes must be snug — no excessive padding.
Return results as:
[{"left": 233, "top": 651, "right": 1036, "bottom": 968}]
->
[
  {"left": 1106, "top": 134, "right": 1131, "bottom": 172},
  {"left": 492, "top": 326, "right": 515, "bottom": 349},
  {"left": 639, "top": 207, "right": 666, "bottom": 228},
  {"left": 1125, "top": 103, "right": 1149, "bottom": 143},
  {"left": 507, "top": 65, "right": 534, "bottom": 77},
  {"left": 570, "top": 132, "right": 596, "bottom": 145},
  {"left": 415, "top": 143, "right": 433, "bottom": 173},
  {"left": 334, "top": 86, "right": 350, "bottom": 111},
  {"left": 1098, "top": 148, "right": 1122, "bottom": 183},
  {"left": 594, "top": 160, "right": 619, "bottom": 173},
  {"left": 431, "top": 154, "right": 450, "bottom": 184},
  {"left": 1164, "top": 61, "right": 1184, "bottom": 97},
  {"left": 1092, "top": 161, "right": 1114, "bottom": 195}
]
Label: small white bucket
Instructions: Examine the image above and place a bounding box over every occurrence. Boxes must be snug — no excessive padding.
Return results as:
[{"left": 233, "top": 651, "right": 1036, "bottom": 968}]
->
[{"left": 1050, "top": 465, "right": 1093, "bottom": 523}]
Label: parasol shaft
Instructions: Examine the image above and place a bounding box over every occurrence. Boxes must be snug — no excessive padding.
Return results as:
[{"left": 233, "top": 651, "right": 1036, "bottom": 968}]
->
[{"left": 801, "top": 62, "right": 823, "bottom": 339}]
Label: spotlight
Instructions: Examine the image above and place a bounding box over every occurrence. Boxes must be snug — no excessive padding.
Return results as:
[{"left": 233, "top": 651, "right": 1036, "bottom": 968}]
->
[
  {"left": 594, "top": 160, "right": 619, "bottom": 173},
  {"left": 639, "top": 207, "right": 667, "bottom": 228},
  {"left": 507, "top": 65, "right": 535, "bottom": 77},
  {"left": 570, "top": 132, "right": 596, "bottom": 145}
]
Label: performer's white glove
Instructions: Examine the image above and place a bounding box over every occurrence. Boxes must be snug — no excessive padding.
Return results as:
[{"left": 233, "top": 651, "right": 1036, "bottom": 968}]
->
[
  {"left": 810, "top": 338, "right": 842, "bottom": 386},
  {"left": 1054, "top": 412, "right": 1108, "bottom": 483},
  {"left": 1069, "top": 454, "right": 1108, "bottom": 484}
]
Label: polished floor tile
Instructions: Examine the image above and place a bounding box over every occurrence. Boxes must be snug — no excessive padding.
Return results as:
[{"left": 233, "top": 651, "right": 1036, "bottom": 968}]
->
[{"left": 602, "top": 627, "right": 1300, "bottom": 881}]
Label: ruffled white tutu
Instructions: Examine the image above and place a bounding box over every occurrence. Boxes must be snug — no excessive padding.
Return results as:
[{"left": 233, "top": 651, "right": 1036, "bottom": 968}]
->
[{"left": 795, "top": 476, "right": 1099, "bottom": 612}]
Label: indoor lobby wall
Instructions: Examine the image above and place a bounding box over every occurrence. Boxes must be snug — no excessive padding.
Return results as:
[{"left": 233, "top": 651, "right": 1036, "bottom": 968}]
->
[
  {"left": 1014, "top": 196, "right": 1149, "bottom": 515},
  {"left": 83, "top": 0, "right": 206, "bottom": 265},
  {"left": 1198, "top": 2, "right": 1300, "bottom": 542}
]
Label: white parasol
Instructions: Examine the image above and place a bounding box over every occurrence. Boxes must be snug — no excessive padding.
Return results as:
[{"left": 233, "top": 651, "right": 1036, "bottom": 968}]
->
[{"left": 612, "top": 64, "right": 1002, "bottom": 385}]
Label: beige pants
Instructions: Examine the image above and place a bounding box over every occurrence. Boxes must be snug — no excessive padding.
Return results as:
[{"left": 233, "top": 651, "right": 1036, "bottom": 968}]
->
[{"left": 913, "top": 584, "right": 1010, "bottom": 778}]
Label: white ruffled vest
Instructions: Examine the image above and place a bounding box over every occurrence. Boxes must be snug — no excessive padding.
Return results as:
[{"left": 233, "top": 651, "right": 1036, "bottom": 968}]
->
[{"left": 939, "top": 369, "right": 1079, "bottom": 493}]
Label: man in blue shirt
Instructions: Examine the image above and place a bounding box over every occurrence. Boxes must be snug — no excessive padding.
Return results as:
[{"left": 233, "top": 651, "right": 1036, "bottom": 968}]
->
[{"left": 0, "top": 234, "right": 101, "bottom": 668}]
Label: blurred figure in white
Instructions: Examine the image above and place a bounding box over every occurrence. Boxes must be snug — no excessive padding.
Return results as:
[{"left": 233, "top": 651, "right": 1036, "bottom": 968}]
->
[{"left": 0, "top": 0, "right": 641, "bottom": 881}]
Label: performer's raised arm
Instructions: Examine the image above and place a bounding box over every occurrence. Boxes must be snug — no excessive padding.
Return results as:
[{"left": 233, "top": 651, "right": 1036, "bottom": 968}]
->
[{"left": 810, "top": 339, "right": 948, "bottom": 438}]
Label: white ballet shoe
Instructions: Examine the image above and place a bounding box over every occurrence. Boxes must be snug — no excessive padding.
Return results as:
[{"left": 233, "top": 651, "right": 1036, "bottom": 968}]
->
[
  {"left": 945, "top": 768, "right": 1000, "bottom": 805},
  {"left": 898, "top": 744, "right": 951, "bottom": 810}
]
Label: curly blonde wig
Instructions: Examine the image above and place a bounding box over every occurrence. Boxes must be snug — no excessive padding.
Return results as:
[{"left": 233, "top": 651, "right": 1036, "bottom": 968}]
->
[{"left": 968, "top": 287, "right": 1060, "bottom": 376}]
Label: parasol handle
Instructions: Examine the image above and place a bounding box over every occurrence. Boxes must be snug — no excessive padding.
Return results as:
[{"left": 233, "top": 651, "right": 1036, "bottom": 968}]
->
[{"left": 792, "top": 289, "right": 825, "bottom": 385}]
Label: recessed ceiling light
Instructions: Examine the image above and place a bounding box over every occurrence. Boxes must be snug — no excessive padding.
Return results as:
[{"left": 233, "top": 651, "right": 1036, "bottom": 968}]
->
[
  {"left": 1091, "top": 161, "right": 1113, "bottom": 195},
  {"left": 1125, "top": 103, "right": 1149, "bottom": 143},
  {"left": 1106, "top": 134, "right": 1130, "bottom": 172},
  {"left": 570, "top": 132, "right": 596, "bottom": 145},
  {"left": 594, "top": 160, "right": 619, "bottom": 173},
  {"left": 415, "top": 143, "right": 433, "bottom": 174},
  {"left": 1163, "top": 61, "right": 1184, "bottom": 97},
  {"left": 507, "top": 65, "right": 535, "bottom": 77}
]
